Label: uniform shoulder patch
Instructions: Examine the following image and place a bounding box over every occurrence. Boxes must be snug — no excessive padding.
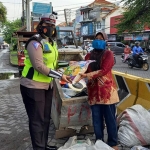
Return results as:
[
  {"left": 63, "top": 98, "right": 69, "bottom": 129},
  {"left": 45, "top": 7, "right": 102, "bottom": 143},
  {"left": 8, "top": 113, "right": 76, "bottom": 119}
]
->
[{"left": 32, "top": 42, "right": 40, "bottom": 50}]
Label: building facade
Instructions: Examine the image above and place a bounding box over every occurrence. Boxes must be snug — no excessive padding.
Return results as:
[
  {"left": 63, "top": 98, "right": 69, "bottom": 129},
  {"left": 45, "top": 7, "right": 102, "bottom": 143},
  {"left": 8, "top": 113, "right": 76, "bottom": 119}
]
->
[{"left": 74, "top": 0, "right": 118, "bottom": 42}]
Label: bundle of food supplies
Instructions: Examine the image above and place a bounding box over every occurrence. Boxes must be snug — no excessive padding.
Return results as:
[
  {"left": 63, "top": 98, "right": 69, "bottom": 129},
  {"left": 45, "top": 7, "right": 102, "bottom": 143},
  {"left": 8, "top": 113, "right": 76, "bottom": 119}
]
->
[{"left": 58, "top": 60, "right": 95, "bottom": 98}]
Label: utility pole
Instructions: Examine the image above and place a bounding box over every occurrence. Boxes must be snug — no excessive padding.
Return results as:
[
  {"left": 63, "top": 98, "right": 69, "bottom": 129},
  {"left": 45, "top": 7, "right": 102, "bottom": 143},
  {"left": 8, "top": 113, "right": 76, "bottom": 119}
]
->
[
  {"left": 26, "top": 0, "right": 31, "bottom": 31},
  {"left": 64, "top": 9, "right": 71, "bottom": 26},
  {"left": 22, "top": 0, "right": 25, "bottom": 26}
]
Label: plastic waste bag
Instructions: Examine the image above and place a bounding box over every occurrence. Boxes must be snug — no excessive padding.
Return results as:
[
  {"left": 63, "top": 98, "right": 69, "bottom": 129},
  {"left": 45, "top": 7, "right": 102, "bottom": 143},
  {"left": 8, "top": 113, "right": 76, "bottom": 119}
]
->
[
  {"left": 131, "top": 146, "right": 150, "bottom": 150},
  {"left": 58, "top": 136, "right": 114, "bottom": 150}
]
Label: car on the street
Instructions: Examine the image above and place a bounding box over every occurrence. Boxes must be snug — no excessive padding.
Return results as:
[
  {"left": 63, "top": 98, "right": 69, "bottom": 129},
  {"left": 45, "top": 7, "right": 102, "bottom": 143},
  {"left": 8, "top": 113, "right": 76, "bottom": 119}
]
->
[{"left": 107, "top": 42, "right": 126, "bottom": 55}]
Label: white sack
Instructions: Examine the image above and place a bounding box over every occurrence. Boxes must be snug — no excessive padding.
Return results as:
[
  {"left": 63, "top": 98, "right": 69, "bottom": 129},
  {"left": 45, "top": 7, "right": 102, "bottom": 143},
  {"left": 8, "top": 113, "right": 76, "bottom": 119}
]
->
[{"left": 117, "top": 104, "right": 150, "bottom": 147}]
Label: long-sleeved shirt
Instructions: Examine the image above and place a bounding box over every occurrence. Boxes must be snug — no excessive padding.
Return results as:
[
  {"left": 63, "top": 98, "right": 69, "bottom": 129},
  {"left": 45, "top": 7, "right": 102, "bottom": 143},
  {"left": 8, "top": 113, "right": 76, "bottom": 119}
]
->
[
  {"left": 85, "top": 50, "right": 119, "bottom": 105},
  {"left": 132, "top": 46, "right": 144, "bottom": 55},
  {"left": 20, "top": 39, "right": 53, "bottom": 90}
]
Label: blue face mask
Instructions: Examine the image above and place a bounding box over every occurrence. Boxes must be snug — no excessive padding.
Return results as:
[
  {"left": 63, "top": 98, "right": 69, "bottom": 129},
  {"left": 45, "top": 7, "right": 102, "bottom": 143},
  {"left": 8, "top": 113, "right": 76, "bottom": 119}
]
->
[{"left": 92, "top": 39, "right": 106, "bottom": 50}]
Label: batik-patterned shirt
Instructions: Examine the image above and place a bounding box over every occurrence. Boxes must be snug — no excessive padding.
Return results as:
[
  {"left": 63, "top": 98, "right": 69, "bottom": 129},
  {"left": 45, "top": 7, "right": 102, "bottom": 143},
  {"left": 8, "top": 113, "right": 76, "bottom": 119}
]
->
[{"left": 85, "top": 50, "right": 119, "bottom": 105}]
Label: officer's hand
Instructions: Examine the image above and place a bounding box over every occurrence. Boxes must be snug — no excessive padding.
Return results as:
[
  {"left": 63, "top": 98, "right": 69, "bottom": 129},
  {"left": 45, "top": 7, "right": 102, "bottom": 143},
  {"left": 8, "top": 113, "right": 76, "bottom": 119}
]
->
[{"left": 61, "top": 74, "right": 72, "bottom": 83}]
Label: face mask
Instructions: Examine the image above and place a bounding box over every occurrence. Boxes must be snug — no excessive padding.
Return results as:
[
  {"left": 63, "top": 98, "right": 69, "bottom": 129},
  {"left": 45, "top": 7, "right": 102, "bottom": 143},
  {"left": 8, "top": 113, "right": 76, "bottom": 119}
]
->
[
  {"left": 42, "top": 26, "right": 55, "bottom": 38},
  {"left": 92, "top": 39, "right": 106, "bottom": 50}
]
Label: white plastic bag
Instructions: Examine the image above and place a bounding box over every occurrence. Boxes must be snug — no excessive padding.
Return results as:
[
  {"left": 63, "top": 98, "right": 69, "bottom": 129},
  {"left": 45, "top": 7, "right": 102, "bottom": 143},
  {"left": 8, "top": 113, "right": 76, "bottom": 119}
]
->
[
  {"left": 131, "top": 146, "right": 150, "bottom": 150},
  {"left": 117, "top": 105, "right": 150, "bottom": 147},
  {"left": 58, "top": 136, "right": 114, "bottom": 150}
]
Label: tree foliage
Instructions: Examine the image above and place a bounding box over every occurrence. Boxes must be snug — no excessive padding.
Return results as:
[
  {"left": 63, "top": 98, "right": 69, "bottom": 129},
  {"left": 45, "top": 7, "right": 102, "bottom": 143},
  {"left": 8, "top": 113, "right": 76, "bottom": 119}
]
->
[
  {"left": 2, "top": 19, "right": 22, "bottom": 44},
  {"left": 116, "top": 0, "right": 150, "bottom": 34},
  {"left": 0, "top": 2, "right": 7, "bottom": 24}
]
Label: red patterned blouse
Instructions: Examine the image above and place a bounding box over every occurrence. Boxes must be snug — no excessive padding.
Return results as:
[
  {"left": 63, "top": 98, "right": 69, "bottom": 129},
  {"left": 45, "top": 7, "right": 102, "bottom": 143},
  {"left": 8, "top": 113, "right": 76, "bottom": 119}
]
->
[{"left": 85, "top": 50, "right": 119, "bottom": 105}]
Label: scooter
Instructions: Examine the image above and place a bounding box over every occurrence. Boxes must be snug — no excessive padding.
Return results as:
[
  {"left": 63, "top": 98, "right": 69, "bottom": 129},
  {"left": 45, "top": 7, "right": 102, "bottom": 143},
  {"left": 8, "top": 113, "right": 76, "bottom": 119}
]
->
[
  {"left": 128, "top": 53, "right": 149, "bottom": 71},
  {"left": 121, "top": 52, "right": 133, "bottom": 63}
]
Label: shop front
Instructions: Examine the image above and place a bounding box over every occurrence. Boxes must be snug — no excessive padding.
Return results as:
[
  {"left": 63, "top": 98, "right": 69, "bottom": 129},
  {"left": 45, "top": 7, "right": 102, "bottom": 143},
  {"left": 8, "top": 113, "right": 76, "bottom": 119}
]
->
[{"left": 124, "top": 33, "right": 150, "bottom": 50}]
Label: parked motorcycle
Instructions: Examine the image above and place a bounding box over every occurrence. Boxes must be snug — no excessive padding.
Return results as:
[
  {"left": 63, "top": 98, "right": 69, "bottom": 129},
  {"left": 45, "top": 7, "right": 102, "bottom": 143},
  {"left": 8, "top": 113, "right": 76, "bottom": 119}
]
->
[{"left": 128, "top": 53, "right": 149, "bottom": 71}]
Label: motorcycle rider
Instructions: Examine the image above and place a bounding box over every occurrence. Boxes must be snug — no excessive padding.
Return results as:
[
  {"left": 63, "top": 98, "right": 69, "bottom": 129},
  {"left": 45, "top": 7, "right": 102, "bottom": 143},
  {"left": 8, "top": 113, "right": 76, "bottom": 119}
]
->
[
  {"left": 132, "top": 41, "right": 144, "bottom": 66},
  {"left": 123, "top": 44, "right": 131, "bottom": 62}
]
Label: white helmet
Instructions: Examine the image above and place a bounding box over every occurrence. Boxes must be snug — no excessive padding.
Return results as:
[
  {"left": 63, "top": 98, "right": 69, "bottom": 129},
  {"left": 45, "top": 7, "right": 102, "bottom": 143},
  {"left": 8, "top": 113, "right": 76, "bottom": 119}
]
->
[
  {"left": 40, "top": 13, "right": 57, "bottom": 25},
  {"left": 135, "top": 41, "right": 140, "bottom": 44}
]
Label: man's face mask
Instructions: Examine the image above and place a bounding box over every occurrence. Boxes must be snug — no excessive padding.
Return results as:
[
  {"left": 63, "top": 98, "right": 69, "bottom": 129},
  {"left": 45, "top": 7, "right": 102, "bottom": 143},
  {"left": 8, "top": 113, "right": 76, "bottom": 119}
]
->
[{"left": 42, "top": 26, "right": 55, "bottom": 38}]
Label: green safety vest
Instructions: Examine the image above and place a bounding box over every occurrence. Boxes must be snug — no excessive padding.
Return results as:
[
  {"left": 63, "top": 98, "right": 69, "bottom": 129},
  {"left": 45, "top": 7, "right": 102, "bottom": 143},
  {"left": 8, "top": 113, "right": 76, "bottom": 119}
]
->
[{"left": 22, "top": 39, "right": 58, "bottom": 83}]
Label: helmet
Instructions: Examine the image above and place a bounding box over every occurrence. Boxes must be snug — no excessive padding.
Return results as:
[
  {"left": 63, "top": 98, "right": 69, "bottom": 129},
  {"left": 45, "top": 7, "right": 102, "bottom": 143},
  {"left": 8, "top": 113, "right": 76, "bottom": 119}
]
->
[
  {"left": 95, "top": 32, "right": 108, "bottom": 41},
  {"left": 40, "top": 13, "right": 57, "bottom": 25},
  {"left": 135, "top": 41, "right": 140, "bottom": 44},
  {"left": 36, "top": 13, "right": 57, "bottom": 39}
]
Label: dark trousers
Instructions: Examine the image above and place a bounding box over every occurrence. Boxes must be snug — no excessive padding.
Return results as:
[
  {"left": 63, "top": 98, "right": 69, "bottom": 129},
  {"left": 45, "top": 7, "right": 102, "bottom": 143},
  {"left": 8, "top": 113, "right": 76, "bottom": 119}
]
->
[
  {"left": 91, "top": 104, "right": 118, "bottom": 147},
  {"left": 133, "top": 54, "right": 140, "bottom": 65},
  {"left": 20, "top": 85, "right": 53, "bottom": 150}
]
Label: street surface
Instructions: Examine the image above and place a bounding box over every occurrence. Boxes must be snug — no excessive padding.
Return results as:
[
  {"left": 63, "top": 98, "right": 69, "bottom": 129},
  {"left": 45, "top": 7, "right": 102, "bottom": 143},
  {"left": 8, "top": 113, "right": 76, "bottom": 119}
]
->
[
  {"left": 1, "top": 48, "right": 149, "bottom": 150},
  {"left": 113, "top": 55, "right": 150, "bottom": 79},
  {"left": 0, "top": 49, "right": 18, "bottom": 73}
]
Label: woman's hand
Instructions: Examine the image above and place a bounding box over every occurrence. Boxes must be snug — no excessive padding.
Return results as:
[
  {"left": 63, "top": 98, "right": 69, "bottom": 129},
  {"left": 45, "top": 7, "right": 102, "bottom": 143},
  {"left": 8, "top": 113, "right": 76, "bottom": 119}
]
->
[
  {"left": 75, "top": 73, "right": 87, "bottom": 83},
  {"left": 61, "top": 74, "right": 72, "bottom": 83}
]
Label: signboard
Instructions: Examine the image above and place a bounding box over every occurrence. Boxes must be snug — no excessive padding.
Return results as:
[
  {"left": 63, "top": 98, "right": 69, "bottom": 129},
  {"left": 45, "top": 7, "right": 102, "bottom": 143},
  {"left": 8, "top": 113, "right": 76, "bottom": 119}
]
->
[
  {"left": 108, "top": 35, "right": 116, "bottom": 41},
  {"left": 142, "top": 33, "right": 149, "bottom": 40},
  {"left": 32, "top": 2, "right": 52, "bottom": 14},
  {"left": 124, "top": 35, "right": 133, "bottom": 40},
  {"left": 81, "top": 25, "right": 88, "bottom": 35},
  {"left": 88, "top": 23, "right": 94, "bottom": 35},
  {"left": 124, "top": 34, "right": 149, "bottom": 41}
]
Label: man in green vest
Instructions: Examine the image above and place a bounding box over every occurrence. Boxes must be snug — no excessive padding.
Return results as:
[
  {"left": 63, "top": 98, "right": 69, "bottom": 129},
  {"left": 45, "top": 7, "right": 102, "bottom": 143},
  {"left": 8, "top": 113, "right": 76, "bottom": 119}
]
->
[{"left": 20, "top": 13, "right": 71, "bottom": 150}]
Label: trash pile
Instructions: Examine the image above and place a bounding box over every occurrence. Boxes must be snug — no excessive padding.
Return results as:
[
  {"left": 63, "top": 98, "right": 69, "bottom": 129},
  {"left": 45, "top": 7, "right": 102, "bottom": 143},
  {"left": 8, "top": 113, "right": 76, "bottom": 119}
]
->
[{"left": 58, "top": 60, "right": 95, "bottom": 98}]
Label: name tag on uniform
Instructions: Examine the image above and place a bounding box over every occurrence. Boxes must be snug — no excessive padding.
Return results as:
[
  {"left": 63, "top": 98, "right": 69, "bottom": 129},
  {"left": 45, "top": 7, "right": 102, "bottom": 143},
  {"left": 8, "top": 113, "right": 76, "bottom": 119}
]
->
[{"left": 43, "top": 43, "right": 52, "bottom": 53}]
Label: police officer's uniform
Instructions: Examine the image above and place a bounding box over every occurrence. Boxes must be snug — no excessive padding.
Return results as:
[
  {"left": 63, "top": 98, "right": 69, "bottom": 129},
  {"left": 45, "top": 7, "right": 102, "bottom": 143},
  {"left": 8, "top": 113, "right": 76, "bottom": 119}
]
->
[{"left": 20, "top": 14, "right": 61, "bottom": 150}]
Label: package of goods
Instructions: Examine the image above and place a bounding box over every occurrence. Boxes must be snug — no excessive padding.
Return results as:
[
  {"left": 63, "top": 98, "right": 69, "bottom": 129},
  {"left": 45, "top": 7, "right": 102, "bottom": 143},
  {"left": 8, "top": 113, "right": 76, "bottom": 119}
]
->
[
  {"left": 117, "top": 104, "right": 150, "bottom": 147},
  {"left": 63, "top": 60, "right": 95, "bottom": 76}
]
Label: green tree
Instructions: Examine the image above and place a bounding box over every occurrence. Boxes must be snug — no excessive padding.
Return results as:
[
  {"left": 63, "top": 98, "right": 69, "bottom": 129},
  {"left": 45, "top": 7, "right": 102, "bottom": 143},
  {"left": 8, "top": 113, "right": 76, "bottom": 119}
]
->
[
  {"left": 116, "top": 0, "right": 150, "bottom": 34},
  {"left": 0, "top": 2, "right": 7, "bottom": 24},
  {"left": 2, "top": 19, "right": 22, "bottom": 44}
]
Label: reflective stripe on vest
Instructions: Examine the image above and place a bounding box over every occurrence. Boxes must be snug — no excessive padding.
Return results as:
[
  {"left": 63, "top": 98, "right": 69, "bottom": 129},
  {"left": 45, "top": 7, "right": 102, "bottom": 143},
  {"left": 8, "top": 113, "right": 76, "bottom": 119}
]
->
[{"left": 22, "top": 41, "right": 58, "bottom": 83}]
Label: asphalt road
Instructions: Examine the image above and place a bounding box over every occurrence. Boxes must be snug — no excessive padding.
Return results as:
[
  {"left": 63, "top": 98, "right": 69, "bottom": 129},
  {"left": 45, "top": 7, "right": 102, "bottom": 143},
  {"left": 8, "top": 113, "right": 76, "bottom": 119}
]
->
[{"left": 113, "top": 55, "right": 150, "bottom": 79}]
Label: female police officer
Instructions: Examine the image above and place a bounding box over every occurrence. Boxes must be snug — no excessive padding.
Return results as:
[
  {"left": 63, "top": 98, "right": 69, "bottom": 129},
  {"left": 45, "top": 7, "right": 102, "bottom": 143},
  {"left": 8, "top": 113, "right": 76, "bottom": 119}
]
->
[{"left": 20, "top": 13, "right": 71, "bottom": 150}]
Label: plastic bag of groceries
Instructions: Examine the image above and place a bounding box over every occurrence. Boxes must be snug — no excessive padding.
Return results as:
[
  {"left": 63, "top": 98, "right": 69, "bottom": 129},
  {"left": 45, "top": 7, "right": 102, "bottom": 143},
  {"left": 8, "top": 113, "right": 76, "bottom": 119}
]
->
[
  {"left": 63, "top": 60, "right": 95, "bottom": 76},
  {"left": 117, "top": 105, "right": 150, "bottom": 147}
]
